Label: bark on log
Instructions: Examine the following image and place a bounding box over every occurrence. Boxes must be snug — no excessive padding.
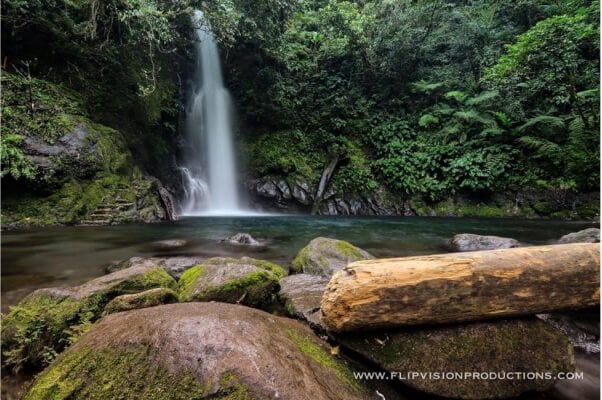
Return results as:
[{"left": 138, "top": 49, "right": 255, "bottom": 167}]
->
[{"left": 320, "top": 243, "right": 600, "bottom": 332}]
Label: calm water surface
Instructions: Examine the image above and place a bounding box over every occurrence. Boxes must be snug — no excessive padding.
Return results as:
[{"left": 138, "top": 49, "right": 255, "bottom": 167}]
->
[{"left": 1, "top": 216, "right": 598, "bottom": 400}]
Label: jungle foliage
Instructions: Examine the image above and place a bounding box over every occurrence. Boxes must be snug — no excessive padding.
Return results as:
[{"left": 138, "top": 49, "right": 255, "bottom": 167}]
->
[
  {"left": 204, "top": 0, "right": 600, "bottom": 200},
  {"left": 1, "top": 0, "right": 599, "bottom": 203}
]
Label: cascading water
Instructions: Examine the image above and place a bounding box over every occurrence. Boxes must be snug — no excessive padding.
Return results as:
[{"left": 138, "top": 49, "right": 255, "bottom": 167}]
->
[{"left": 179, "top": 11, "right": 241, "bottom": 215}]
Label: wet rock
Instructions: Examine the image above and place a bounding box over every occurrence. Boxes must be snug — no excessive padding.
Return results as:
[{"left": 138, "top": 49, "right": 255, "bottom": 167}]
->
[
  {"left": 149, "top": 239, "right": 188, "bottom": 249},
  {"left": 292, "top": 182, "right": 313, "bottom": 205},
  {"left": 558, "top": 228, "right": 600, "bottom": 244},
  {"left": 278, "top": 274, "right": 329, "bottom": 331},
  {"left": 338, "top": 318, "right": 574, "bottom": 400},
  {"left": 161, "top": 256, "right": 205, "bottom": 279},
  {"left": 276, "top": 180, "right": 292, "bottom": 199},
  {"left": 105, "top": 256, "right": 204, "bottom": 279},
  {"left": 221, "top": 232, "right": 260, "bottom": 246},
  {"left": 538, "top": 311, "right": 600, "bottom": 354},
  {"left": 1, "top": 264, "right": 176, "bottom": 372},
  {"left": 103, "top": 288, "right": 178, "bottom": 314},
  {"left": 448, "top": 233, "right": 520, "bottom": 252},
  {"left": 290, "top": 237, "right": 373, "bottom": 277},
  {"left": 178, "top": 257, "right": 286, "bottom": 308},
  {"left": 256, "top": 180, "right": 279, "bottom": 198},
  {"left": 24, "top": 303, "right": 370, "bottom": 400}
]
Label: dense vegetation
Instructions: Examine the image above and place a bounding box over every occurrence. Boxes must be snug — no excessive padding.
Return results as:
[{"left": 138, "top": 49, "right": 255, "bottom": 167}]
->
[
  {"left": 205, "top": 0, "right": 600, "bottom": 208},
  {"left": 1, "top": 0, "right": 599, "bottom": 220}
]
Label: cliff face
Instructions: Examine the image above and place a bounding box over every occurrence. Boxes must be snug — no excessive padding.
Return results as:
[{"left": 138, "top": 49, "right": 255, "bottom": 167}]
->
[
  {"left": 1, "top": 72, "right": 174, "bottom": 227},
  {"left": 1, "top": 1, "right": 193, "bottom": 227}
]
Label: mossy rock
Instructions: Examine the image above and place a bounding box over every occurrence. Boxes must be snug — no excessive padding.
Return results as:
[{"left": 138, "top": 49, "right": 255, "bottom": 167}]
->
[
  {"left": 337, "top": 318, "right": 574, "bottom": 399},
  {"left": 290, "top": 237, "right": 373, "bottom": 277},
  {"left": 103, "top": 287, "right": 178, "bottom": 314},
  {"left": 1, "top": 265, "right": 176, "bottom": 372},
  {"left": 178, "top": 257, "right": 286, "bottom": 308},
  {"left": 24, "top": 303, "right": 370, "bottom": 400}
]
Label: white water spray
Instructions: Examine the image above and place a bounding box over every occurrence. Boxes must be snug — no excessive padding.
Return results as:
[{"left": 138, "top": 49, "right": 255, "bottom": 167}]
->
[{"left": 180, "top": 11, "right": 241, "bottom": 215}]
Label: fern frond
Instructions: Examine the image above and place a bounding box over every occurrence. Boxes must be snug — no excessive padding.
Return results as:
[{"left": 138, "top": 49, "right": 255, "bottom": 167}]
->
[
  {"left": 518, "top": 115, "right": 565, "bottom": 132},
  {"left": 465, "top": 90, "right": 499, "bottom": 106}
]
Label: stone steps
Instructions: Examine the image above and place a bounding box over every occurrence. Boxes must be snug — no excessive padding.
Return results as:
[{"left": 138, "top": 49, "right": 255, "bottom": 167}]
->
[{"left": 78, "top": 198, "right": 135, "bottom": 226}]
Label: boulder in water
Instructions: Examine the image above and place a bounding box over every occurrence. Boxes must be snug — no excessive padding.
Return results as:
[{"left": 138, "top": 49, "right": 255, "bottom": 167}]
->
[
  {"left": 448, "top": 233, "right": 520, "bottom": 252},
  {"left": 220, "top": 232, "right": 260, "bottom": 246},
  {"left": 23, "top": 303, "right": 371, "bottom": 400},
  {"left": 278, "top": 273, "right": 329, "bottom": 331},
  {"left": 290, "top": 237, "right": 373, "bottom": 277},
  {"left": 103, "top": 287, "right": 178, "bottom": 314},
  {"left": 1, "top": 264, "right": 176, "bottom": 372},
  {"left": 558, "top": 228, "right": 600, "bottom": 244},
  {"left": 178, "top": 257, "right": 286, "bottom": 308},
  {"left": 338, "top": 318, "right": 574, "bottom": 400}
]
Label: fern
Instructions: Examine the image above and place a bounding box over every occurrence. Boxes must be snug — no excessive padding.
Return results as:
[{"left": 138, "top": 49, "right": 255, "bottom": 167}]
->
[
  {"left": 412, "top": 81, "right": 444, "bottom": 94},
  {"left": 518, "top": 115, "right": 565, "bottom": 132},
  {"left": 465, "top": 90, "right": 499, "bottom": 106},
  {"left": 453, "top": 110, "right": 494, "bottom": 126},
  {"left": 576, "top": 88, "right": 599, "bottom": 99},
  {"left": 419, "top": 113, "right": 439, "bottom": 127},
  {"left": 444, "top": 90, "right": 467, "bottom": 103},
  {"left": 518, "top": 136, "right": 562, "bottom": 155}
]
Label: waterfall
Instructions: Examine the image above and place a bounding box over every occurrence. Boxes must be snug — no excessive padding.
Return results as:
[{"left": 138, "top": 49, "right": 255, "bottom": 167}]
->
[{"left": 179, "top": 10, "right": 241, "bottom": 215}]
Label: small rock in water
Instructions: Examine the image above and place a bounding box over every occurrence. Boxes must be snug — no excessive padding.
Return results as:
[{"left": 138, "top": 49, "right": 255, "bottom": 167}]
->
[
  {"left": 557, "top": 228, "right": 600, "bottom": 244},
  {"left": 150, "top": 239, "right": 188, "bottom": 249},
  {"left": 448, "top": 233, "right": 520, "bottom": 252},
  {"left": 221, "top": 232, "right": 260, "bottom": 246}
]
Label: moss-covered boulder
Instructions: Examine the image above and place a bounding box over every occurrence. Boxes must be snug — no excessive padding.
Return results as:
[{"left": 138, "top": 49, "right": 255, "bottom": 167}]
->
[
  {"left": 178, "top": 257, "right": 286, "bottom": 308},
  {"left": 24, "top": 303, "right": 371, "bottom": 400},
  {"left": 103, "top": 287, "right": 178, "bottom": 314},
  {"left": 448, "top": 233, "right": 520, "bottom": 252},
  {"left": 290, "top": 237, "right": 373, "bottom": 276},
  {"left": 558, "top": 228, "right": 600, "bottom": 244},
  {"left": 105, "top": 256, "right": 206, "bottom": 279},
  {"left": 338, "top": 318, "right": 574, "bottom": 399},
  {"left": 278, "top": 274, "right": 329, "bottom": 331},
  {"left": 1, "top": 264, "right": 176, "bottom": 372}
]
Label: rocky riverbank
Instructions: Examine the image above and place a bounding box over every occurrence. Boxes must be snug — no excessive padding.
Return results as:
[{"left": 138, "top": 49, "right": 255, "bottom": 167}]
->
[
  {"left": 2, "top": 229, "right": 598, "bottom": 399},
  {"left": 246, "top": 175, "right": 600, "bottom": 219}
]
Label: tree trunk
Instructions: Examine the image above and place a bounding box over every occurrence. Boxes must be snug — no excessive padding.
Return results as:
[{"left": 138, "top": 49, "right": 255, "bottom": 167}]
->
[
  {"left": 320, "top": 243, "right": 600, "bottom": 332},
  {"left": 311, "top": 156, "right": 339, "bottom": 215}
]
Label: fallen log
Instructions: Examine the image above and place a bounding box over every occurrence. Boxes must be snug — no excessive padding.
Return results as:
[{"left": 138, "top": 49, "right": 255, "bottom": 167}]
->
[{"left": 320, "top": 243, "right": 600, "bottom": 332}]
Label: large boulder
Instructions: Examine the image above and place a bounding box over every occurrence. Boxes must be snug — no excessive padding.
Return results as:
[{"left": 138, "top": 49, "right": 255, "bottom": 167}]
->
[
  {"left": 278, "top": 274, "right": 329, "bottom": 331},
  {"left": 448, "top": 233, "right": 520, "bottom": 252},
  {"left": 1, "top": 264, "right": 176, "bottom": 372},
  {"left": 290, "top": 237, "right": 373, "bottom": 276},
  {"left": 558, "top": 228, "right": 600, "bottom": 244},
  {"left": 338, "top": 318, "right": 574, "bottom": 400},
  {"left": 178, "top": 257, "right": 286, "bottom": 308},
  {"left": 24, "top": 303, "right": 370, "bottom": 400},
  {"left": 103, "top": 288, "right": 178, "bottom": 314}
]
